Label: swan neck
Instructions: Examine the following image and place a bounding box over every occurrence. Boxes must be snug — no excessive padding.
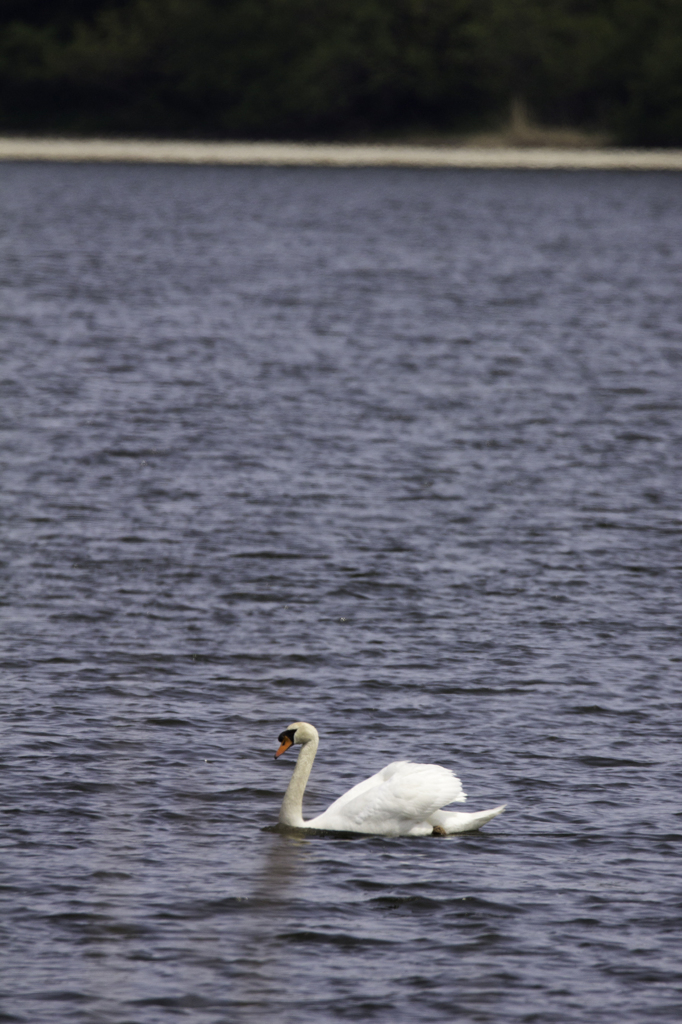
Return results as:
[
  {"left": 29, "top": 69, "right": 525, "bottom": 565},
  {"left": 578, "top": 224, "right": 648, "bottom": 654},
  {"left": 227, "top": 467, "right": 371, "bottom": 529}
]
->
[{"left": 279, "top": 734, "right": 318, "bottom": 827}]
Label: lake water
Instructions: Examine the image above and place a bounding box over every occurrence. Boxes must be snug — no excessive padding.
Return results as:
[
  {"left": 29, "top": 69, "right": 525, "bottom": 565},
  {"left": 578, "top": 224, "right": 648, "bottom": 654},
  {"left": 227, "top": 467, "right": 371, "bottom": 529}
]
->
[{"left": 1, "top": 162, "right": 681, "bottom": 1024}]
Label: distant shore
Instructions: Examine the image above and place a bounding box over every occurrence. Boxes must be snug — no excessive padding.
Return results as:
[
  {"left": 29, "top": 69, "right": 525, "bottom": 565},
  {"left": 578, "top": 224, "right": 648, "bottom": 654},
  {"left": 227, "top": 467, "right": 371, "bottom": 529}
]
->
[{"left": 2, "top": 136, "right": 682, "bottom": 170}]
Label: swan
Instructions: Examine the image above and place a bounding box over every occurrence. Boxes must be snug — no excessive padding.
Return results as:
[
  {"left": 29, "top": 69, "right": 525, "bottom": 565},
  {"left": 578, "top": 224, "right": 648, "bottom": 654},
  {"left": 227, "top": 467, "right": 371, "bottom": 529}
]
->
[{"left": 274, "top": 722, "right": 505, "bottom": 836}]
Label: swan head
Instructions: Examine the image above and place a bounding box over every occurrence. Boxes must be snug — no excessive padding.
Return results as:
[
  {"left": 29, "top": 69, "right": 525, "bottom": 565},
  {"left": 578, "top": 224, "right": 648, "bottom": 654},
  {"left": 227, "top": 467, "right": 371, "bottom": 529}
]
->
[{"left": 274, "top": 721, "right": 319, "bottom": 758}]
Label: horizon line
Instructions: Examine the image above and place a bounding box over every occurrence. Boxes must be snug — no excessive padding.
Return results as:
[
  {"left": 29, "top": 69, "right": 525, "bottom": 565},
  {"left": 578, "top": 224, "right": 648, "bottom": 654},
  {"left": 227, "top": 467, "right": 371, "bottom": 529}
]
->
[{"left": 2, "top": 136, "right": 682, "bottom": 170}]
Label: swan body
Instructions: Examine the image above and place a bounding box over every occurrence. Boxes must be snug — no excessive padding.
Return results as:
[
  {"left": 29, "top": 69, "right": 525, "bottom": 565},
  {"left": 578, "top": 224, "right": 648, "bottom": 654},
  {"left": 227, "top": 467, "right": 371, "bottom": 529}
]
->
[{"left": 275, "top": 722, "right": 505, "bottom": 837}]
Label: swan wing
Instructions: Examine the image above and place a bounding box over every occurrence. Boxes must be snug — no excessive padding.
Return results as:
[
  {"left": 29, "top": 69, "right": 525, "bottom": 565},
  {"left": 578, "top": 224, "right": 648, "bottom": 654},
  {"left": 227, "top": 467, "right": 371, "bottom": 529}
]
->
[
  {"left": 318, "top": 761, "right": 413, "bottom": 815},
  {"left": 310, "top": 762, "right": 466, "bottom": 835}
]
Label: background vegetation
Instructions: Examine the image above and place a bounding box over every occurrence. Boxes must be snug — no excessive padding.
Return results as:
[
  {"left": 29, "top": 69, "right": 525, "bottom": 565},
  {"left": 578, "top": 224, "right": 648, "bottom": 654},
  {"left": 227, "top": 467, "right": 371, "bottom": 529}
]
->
[{"left": 1, "top": 0, "right": 681, "bottom": 144}]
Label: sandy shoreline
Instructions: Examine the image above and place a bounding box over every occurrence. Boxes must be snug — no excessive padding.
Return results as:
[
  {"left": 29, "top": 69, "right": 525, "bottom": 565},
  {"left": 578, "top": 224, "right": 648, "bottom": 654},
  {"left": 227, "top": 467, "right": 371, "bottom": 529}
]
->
[{"left": 1, "top": 136, "right": 682, "bottom": 170}]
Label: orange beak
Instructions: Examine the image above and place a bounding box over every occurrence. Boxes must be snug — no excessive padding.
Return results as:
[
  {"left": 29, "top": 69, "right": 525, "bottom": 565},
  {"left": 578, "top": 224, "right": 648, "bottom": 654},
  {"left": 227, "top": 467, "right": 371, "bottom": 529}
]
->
[{"left": 275, "top": 735, "right": 293, "bottom": 758}]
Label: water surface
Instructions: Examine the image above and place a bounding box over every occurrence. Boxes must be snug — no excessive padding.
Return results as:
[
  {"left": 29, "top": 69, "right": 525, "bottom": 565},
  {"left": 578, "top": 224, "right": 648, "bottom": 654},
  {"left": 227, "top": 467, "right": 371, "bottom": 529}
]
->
[{"left": 1, "top": 163, "right": 681, "bottom": 1023}]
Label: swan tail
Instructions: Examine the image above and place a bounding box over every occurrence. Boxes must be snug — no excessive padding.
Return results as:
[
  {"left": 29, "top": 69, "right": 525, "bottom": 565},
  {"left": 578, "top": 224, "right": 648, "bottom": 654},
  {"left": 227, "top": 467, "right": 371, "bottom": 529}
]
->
[{"left": 429, "top": 804, "right": 506, "bottom": 834}]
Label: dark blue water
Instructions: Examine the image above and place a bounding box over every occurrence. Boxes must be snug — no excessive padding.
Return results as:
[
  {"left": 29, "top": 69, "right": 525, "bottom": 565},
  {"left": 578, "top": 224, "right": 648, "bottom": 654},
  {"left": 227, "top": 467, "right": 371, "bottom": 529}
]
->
[{"left": 1, "top": 162, "right": 681, "bottom": 1023}]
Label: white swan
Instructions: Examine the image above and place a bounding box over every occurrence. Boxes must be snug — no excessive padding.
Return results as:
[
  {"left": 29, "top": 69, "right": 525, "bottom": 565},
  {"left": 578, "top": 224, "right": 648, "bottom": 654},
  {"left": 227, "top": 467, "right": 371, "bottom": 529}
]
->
[{"left": 275, "top": 722, "right": 505, "bottom": 836}]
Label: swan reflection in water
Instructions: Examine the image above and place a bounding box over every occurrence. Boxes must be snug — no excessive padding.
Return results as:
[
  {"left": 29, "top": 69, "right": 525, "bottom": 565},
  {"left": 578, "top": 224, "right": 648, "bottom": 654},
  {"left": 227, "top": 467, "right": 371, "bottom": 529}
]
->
[
  {"left": 275, "top": 722, "right": 505, "bottom": 837},
  {"left": 232, "top": 829, "right": 310, "bottom": 1020}
]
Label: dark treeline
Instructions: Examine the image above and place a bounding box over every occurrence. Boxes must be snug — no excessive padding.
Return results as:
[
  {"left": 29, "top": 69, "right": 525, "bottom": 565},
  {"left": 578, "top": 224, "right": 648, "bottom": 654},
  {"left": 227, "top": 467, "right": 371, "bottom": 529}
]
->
[{"left": 1, "top": 0, "right": 682, "bottom": 144}]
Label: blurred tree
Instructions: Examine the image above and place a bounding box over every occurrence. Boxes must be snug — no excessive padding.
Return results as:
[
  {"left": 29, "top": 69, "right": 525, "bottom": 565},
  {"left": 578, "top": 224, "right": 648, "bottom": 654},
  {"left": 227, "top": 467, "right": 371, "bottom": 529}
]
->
[
  {"left": 471, "top": 0, "right": 619, "bottom": 125},
  {"left": 0, "top": 0, "right": 487, "bottom": 136},
  {"left": 607, "top": 0, "right": 682, "bottom": 144},
  {"left": 0, "top": 0, "right": 681, "bottom": 142}
]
